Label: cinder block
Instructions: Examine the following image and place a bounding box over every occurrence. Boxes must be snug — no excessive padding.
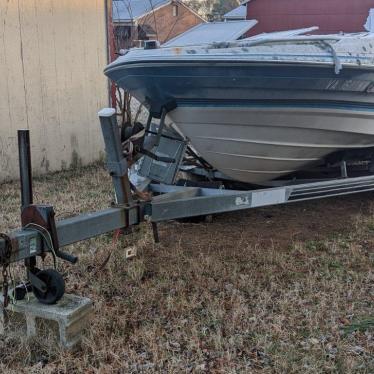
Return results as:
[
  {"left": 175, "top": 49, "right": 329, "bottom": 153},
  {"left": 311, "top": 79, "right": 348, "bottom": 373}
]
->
[{"left": 0, "top": 294, "right": 93, "bottom": 349}]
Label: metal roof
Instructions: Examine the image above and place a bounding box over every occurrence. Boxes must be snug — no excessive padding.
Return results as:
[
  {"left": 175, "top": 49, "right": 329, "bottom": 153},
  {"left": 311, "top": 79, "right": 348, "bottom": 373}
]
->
[
  {"left": 242, "top": 26, "right": 320, "bottom": 41},
  {"left": 113, "top": 0, "right": 170, "bottom": 22},
  {"left": 223, "top": 5, "right": 247, "bottom": 20},
  {"left": 163, "top": 20, "right": 258, "bottom": 47}
]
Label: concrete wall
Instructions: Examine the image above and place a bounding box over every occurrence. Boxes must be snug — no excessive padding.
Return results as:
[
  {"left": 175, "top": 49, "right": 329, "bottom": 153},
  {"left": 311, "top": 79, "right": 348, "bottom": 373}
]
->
[{"left": 0, "top": 0, "right": 109, "bottom": 182}]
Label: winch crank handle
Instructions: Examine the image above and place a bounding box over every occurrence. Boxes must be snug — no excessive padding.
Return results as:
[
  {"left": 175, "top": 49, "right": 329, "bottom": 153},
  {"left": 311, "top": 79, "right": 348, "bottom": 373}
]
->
[
  {"left": 54, "top": 249, "right": 78, "bottom": 264},
  {"left": 47, "top": 209, "right": 78, "bottom": 264}
]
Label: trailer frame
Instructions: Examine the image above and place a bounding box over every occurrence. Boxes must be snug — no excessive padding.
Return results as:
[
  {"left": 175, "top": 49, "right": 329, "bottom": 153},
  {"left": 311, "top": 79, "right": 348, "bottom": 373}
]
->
[{"left": 1, "top": 107, "right": 374, "bottom": 303}]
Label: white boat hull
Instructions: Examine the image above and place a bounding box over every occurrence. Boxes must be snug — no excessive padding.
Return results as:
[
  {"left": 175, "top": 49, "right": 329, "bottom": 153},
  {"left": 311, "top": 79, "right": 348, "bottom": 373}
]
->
[
  {"left": 104, "top": 34, "right": 374, "bottom": 183},
  {"left": 168, "top": 106, "right": 374, "bottom": 183}
]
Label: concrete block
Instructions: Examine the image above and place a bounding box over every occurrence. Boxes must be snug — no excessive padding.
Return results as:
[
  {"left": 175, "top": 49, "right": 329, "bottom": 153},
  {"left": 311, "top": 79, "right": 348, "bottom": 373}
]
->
[{"left": 0, "top": 294, "right": 93, "bottom": 349}]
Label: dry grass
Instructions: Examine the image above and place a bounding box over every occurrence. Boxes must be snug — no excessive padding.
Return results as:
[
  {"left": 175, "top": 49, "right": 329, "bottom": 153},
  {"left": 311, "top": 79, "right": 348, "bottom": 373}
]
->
[{"left": 0, "top": 164, "right": 373, "bottom": 373}]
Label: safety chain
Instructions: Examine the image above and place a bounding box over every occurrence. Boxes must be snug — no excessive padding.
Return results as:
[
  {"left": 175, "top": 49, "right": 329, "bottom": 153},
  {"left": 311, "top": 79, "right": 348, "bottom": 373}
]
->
[{"left": 0, "top": 233, "right": 12, "bottom": 308}]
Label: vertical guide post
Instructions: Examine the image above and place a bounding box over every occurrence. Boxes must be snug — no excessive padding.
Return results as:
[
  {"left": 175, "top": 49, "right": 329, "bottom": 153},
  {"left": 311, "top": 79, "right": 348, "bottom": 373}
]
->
[
  {"left": 99, "top": 108, "right": 133, "bottom": 205},
  {"left": 18, "top": 130, "right": 33, "bottom": 209}
]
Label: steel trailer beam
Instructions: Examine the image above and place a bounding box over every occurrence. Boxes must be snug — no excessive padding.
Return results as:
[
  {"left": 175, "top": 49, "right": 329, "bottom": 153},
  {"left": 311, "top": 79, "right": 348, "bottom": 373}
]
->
[
  {"left": 149, "top": 175, "right": 374, "bottom": 222},
  {"left": 4, "top": 173, "right": 373, "bottom": 261},
  {"left": 0, "top": 206, "right": 143, "bottom": 263}
]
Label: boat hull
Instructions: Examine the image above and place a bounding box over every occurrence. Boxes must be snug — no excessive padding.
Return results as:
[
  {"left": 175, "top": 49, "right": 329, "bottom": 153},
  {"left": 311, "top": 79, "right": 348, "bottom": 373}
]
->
[
  {"left": 168, "top": 105, "right": 374, "bottom": 183},
  {"left": 105, "top": 61, "right": 374, "bottom": 183}
]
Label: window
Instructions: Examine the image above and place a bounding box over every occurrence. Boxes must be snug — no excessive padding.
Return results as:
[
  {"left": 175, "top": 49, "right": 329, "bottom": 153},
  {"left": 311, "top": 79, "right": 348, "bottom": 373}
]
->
[{"left": 173, "top": 4, "right": 178, "bottom": 17}]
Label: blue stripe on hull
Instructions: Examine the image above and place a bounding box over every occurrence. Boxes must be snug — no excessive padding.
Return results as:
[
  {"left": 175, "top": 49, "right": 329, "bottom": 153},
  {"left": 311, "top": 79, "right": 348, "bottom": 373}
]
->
[
  {"left": 176, "top": 99, "right": 374, "bottom": 112},
  {"left": 105, "top": 62, "right": 374, "bottom": 117}
]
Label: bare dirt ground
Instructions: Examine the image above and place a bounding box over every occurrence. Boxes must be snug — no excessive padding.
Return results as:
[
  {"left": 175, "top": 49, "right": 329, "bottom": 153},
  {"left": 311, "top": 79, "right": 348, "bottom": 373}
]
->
[{"left": 0, "top": 164, "right": 373, "bottom": 373}]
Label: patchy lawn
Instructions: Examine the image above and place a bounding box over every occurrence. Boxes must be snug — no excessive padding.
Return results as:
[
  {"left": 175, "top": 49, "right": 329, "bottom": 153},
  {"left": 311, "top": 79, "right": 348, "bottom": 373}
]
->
[{"left": 0, "top": 164, "right": 373, "bottom": 373}]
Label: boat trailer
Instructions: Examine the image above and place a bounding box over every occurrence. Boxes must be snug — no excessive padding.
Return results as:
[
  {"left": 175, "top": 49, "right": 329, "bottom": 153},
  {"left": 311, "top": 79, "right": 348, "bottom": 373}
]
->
[{"left": 2, "top": 107, "right": 374, "bottom": 306}]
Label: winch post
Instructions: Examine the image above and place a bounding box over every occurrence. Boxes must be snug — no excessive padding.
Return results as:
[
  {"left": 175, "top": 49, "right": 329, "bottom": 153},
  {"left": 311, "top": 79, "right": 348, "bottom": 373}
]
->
[
  {"left": 99, "top": 109, "right": 133, "bottom": 205},
  {"left": 18, "top": 130, "right": 33, "bottom": 209},
  {"left": 17, "top": 129, "right": 37, "bottom": 272}
]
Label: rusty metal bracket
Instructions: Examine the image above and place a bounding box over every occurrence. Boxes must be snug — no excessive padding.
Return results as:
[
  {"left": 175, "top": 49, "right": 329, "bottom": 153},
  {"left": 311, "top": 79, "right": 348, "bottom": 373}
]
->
[{"left": 21, "top": 205, "right": 78, "bottom": 264}]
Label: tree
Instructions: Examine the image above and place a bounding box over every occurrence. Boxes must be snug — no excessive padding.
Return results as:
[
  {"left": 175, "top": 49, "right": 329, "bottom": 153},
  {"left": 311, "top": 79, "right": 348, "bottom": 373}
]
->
[{"left": 184, "top": 0, "right": 241, "bottom": 20}]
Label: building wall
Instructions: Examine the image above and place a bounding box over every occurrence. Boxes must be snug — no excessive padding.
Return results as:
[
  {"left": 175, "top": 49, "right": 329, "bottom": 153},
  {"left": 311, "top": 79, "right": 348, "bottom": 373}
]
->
[
  {"left": 246, "top": 0, "right": 374, "bottom": 35},
  {"left": 0, "top": 0, "right": 109, "bottom": 182},
  {"left": 137, "top": 1, "right": 203, "bottom": 44}
]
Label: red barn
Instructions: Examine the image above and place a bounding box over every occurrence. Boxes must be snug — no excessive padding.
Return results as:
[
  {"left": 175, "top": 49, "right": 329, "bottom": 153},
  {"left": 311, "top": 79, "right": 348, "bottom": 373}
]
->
[{"left": 245, "top": 0, "right": 374, "bottom": 36}]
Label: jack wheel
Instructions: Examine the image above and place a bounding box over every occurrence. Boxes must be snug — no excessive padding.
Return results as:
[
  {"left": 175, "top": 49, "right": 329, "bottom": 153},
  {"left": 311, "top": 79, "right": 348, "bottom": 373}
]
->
[{"left": 32, "top": 269, "right": 65, "bottom": 305}]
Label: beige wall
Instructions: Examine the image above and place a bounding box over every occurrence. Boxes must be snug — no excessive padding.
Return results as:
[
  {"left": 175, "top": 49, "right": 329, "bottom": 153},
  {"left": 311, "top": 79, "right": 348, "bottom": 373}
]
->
[{"left": 0, "top": 0, "right": 109, "bottom": 182}]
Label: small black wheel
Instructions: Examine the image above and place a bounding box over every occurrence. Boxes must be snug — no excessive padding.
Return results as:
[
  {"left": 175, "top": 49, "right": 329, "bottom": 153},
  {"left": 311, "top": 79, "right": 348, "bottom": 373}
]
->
[{"left": 32, "top": 269, "right": 65, "bottom": 305}]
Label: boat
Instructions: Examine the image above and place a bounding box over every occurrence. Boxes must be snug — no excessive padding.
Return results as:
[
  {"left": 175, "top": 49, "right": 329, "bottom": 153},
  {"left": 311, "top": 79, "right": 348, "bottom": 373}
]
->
[{"left": 104, "top": 33, "right": 374, "bottom": 184}]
